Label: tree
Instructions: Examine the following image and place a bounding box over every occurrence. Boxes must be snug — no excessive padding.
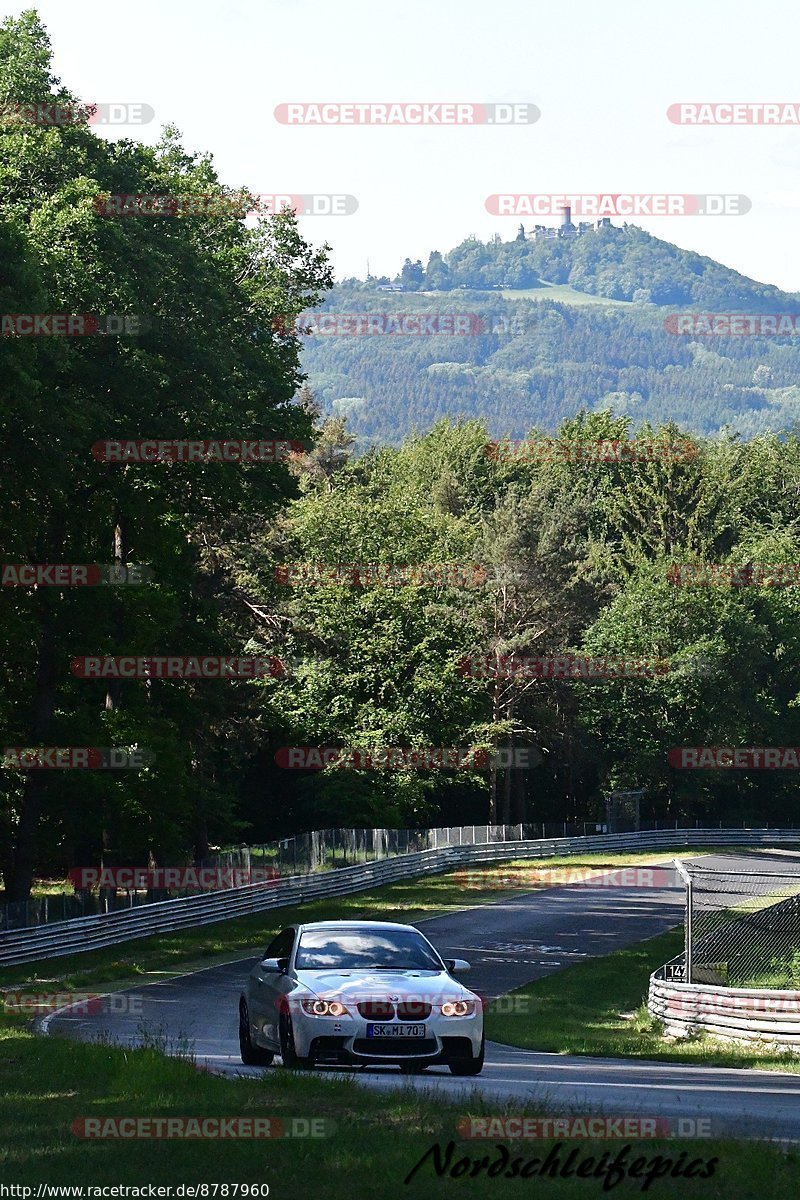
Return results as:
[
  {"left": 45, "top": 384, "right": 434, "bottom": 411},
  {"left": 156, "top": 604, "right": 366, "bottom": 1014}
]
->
[
  {"left": 425, "top": 250, "right": 452, "bottom": 291},
  {"left": 0, "top": 12, "right": 332, "bottom": 898},
  {"left": 399, "top": 258, "right": 425, "bottom": 290}
]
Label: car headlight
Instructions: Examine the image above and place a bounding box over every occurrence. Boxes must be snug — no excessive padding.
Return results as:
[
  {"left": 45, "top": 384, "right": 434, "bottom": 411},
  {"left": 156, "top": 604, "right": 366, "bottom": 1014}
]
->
[
  {"left": 441, "top": 1000, "right": 476, "bottom": 1017},
  {"left": 300, "top": 999, "right": 348, "bottom": 1017}
]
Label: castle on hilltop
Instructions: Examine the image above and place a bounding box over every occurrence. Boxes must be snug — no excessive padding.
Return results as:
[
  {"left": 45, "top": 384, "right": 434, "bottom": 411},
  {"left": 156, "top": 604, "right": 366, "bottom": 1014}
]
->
[{"left": 521, "top": 206, "right": 613, "bottom": 241}]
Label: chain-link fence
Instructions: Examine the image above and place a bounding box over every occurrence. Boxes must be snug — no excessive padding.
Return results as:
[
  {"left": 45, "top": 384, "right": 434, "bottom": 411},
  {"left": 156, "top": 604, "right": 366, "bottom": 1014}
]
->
[
  {"left": 0, "top": 887, "right": 171, "bottom": 932},
  {"left": 0, "top": 821, "right": 607, "bottom": 931},
  {"left": 201, "top": 821, "right": 612, "bottom": 878},
  {"left": 677, "top": 858, "right": 800, "bottom": 988}
]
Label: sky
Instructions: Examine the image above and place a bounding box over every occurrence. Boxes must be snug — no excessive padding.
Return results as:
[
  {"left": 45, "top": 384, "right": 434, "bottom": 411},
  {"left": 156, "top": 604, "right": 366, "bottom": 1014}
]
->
[{"left": 6, "top": 0, "right": 800, "bottom": 290}]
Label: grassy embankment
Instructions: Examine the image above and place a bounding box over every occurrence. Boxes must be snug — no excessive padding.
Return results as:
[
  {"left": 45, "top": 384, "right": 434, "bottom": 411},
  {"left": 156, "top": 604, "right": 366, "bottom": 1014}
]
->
[{"left": 2, "top": 848, "right": 799, "bottom": 1191}]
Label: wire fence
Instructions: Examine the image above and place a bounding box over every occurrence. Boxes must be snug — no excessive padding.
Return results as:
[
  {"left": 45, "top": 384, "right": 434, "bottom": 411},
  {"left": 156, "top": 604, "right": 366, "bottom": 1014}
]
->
[
  {"left": 0, "top": 815, "right": 771, "bottom": 933},
  {"left": 202, "top": 818, "right": 744, "bottom": 877},
  {"left": 678, "top": 858, "right": 800, "bottom": 988},
  {"left": 201, "top": 821, "right": 614, "bottom": 877},
  {"left": 0, "top": 821, "right": 605, "bottom": 931}
]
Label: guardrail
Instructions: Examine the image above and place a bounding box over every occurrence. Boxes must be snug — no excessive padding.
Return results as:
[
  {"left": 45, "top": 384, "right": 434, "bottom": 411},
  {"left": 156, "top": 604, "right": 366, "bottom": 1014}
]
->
[
  {"left": 648, "top": 959, "right": 800, "bottom": 1047},
  {"left": 2, "top": 826, "right": 798, "bottom": 969}
]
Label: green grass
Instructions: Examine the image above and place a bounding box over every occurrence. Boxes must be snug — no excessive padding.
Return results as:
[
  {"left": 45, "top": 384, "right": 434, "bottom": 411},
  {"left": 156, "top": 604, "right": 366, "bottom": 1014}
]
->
[
  {"left": 1, "top": 1015, "right": 798, "bottom": 1193},
  {"left": 498, "top": 281, "right": 633, "bottom": 306},
  {"left": 3, "top": 846, "right": 800, "bottom": 1191},
  {"left": 484, "top": 927, "right": 800, "bottom": 1072}
]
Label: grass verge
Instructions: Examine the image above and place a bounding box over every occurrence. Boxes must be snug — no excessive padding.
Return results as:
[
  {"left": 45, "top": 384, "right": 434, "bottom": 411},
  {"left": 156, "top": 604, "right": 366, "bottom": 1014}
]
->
[
  {"left": 484, "top": 927, "right": 800, "bottom": 1072},
  {"left": 0, "top": 1013, "right": 799, "bottom": 1193},
  {"left": 2, "top": 847, "right": 800, "bottom": 1192}
]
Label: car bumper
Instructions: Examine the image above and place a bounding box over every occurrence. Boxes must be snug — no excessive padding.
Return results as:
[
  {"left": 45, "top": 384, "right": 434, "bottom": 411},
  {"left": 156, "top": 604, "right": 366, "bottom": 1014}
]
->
[{"left": 291, "top": 1010, "right": 483, "bottom": 1062}]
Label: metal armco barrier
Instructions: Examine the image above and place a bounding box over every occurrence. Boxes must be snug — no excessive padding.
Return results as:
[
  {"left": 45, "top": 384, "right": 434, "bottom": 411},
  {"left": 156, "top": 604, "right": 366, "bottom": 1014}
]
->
[
  {"left": 648, "top": 964, "right": 800, "bottom": 1047},
  {"left": 2, "top": 826, "right": 798, "bottom": 968}
]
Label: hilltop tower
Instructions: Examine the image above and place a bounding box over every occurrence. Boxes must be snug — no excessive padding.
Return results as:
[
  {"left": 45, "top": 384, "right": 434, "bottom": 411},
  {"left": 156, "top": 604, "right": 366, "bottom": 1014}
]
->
[{"left": 559, "top": 205, "right": 577, "bottom": 238}]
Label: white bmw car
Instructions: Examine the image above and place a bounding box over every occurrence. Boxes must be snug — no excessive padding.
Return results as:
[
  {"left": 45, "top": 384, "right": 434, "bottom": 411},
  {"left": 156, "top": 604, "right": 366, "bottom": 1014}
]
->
[{"left": 239, "top": 919, "right": 484, "bottom": 1074}]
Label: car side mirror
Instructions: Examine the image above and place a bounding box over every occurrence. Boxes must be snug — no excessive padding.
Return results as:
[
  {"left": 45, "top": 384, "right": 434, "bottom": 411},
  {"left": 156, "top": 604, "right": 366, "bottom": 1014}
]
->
[
  {"left": 260, "top": 957, "right": 285, "bottom": 973},
  {"left": 446, "top": 958, "right": 471, "bottom": 973}
]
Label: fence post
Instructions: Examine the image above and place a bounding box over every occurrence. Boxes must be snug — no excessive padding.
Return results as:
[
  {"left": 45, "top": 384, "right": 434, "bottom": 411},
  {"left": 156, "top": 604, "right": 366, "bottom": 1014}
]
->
[
  {"left": 686, "top": 874, "right": 693, "bottom": 984},
  {"left": 674, "top": 859, "right": 692, "bottom": 984}
]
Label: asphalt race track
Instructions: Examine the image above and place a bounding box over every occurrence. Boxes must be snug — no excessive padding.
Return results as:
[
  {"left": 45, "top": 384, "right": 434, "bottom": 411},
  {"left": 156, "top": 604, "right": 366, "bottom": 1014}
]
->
[{"left": 40, "top": 853, "right": 800, "bottom": 1141}]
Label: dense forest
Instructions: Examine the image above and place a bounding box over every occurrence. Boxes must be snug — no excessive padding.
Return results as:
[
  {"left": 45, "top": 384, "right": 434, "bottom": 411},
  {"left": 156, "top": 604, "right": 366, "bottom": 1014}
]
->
[
  {"left": 3, "top": 13, "right": 800, "bottom": 900},
  {"left": 301, "top": 230, "right": 800, "bottom": 446}
]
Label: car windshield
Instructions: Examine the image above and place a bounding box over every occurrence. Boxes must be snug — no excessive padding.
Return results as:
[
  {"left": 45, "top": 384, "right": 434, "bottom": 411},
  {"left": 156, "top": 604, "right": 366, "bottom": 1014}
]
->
[{"left": 295, "top": 928, "right": 443, "bottom": 971}]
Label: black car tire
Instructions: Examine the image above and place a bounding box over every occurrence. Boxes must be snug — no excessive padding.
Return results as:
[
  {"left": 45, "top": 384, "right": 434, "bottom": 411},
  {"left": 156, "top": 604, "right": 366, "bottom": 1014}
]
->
[
  {"left": 447, "top": 1033, "right": 485, "bottom": 1076},
  {"left": 239, "top": 1000, "right": 274, "bottom": 1067},
  {"left": 279, "top": 1012, "right": 313, "bottom": 1069}
]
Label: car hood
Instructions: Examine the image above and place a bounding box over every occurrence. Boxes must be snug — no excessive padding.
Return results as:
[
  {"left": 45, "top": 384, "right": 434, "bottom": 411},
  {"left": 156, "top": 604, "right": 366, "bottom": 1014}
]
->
[{"left": 295, "top": 968, "right": 477, "bottom": 1005}]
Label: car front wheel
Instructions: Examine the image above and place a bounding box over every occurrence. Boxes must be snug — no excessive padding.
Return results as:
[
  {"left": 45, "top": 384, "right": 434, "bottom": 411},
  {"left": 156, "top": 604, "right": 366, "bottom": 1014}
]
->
[
  {"left": 239, "top": 1000, "right": 274, "bottom": 1067},
  {"left": 279, "top": 1013, "right": 313, "bottom": 1069},
  {"left": 448, "top": 1033, "right": 485, "bottom": 1076}
]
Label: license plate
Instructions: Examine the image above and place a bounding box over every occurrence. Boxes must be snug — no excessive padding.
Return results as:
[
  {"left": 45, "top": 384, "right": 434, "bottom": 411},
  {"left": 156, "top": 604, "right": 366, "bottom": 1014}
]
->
[{"left": 366, "top": 1023, "right": 426, "bottom": 1038}]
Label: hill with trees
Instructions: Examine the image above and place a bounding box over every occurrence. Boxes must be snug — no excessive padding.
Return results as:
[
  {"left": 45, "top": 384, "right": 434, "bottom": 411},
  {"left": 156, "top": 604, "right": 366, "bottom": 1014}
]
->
[{"left": 301, "top": 227, "right": 800, "bottom": 447}]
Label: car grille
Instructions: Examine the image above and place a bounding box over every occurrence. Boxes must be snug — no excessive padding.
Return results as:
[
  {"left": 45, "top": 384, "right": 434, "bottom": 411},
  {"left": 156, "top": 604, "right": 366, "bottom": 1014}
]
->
[
  {"left": 356, "top": 1001, "right": 434, "bottom": 1020},
  {"left": 396, "top": 1002, "right": 431, "bottom": 1020},
  {"left": 357, "top": 1001, "right": 395, "bottom": 1019}
]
